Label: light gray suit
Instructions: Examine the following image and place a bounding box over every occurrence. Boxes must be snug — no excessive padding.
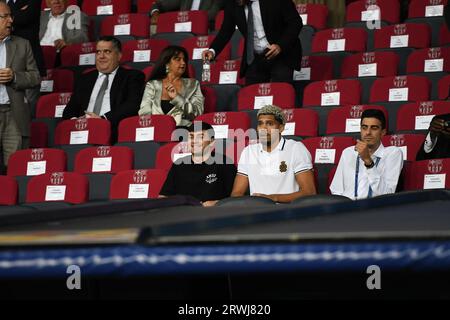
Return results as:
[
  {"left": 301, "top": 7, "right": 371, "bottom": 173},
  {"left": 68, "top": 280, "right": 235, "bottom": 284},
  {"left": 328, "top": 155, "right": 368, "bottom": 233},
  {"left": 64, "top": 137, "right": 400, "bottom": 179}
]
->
[
  {"left": 152, "top": 0, "right": 224, "bottom": 27},
  {"left": 1, "top": 36, "right": 40, "bottom": 166},
  {"left": 39, "top": 10, "right": 89, "bottom": 45}
]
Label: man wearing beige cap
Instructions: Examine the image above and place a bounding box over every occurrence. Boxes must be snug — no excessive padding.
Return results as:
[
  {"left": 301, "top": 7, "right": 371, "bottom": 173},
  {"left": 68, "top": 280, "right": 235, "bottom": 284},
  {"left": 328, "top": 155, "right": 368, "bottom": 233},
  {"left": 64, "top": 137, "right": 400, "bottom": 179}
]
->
[{"left": 231, "top": 105, "right": 316, "bottom": 203}]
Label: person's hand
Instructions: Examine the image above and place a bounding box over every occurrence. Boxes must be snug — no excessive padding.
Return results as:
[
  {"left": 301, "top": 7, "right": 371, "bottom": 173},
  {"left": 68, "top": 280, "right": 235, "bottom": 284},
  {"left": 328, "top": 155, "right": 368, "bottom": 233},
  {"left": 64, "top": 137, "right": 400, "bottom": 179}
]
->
[
  {"left": 265, "top": 44, "right": 281, "bottom": 60},
  {"left": 429, "top": 117, "right": 445, "bottom": 140},
  {"left": 0, "top": 68, "right": 14, "bottom": 84},
  {"left": 252, "top": 193, "right": 277, "bottom": 202},
  {"left": 54, "top": 39, "right": 67, "bottom": 51},
  {"left": 151, "top": 11, "right": 159, "bottom": 24},
  {"left": 165, "top": 82, "right": 178, "bottom": 100},
  {"left": 355, "top": 139, "right": 372, "bottom": 165},
  {"left": 201, "top": 49, "right": 215, "bottom": 62},
  {"left": 84, "top": 112, "right": 101, "bottom": 119},
  {"left": 202, "top": 200, "right": 218, "bottom": 207}
]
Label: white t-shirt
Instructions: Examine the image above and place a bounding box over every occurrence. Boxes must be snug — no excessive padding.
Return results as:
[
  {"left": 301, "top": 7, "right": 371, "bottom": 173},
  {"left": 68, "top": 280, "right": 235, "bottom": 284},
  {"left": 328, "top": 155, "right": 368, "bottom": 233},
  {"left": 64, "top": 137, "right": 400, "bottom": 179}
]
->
[{"left": 237, "top": 138, "right": 313, "bottom": 195}]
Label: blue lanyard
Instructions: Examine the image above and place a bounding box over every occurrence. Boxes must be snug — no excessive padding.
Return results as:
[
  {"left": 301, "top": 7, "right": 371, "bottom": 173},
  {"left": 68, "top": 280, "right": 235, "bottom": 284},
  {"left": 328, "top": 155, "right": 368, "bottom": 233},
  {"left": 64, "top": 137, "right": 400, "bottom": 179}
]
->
[{"left": 354, "top": 156, "right": 381, "bottom": 199}]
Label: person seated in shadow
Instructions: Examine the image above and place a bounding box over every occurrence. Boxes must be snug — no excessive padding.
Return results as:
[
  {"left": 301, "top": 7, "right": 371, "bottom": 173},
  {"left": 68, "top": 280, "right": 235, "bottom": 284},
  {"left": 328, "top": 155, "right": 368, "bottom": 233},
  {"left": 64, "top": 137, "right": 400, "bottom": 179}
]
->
[
  {"left": 416, "top": 113, "right": 450, "bottom": 160},
  {"left": 138, "top": 45, "right": 204, "bottom": 128}
]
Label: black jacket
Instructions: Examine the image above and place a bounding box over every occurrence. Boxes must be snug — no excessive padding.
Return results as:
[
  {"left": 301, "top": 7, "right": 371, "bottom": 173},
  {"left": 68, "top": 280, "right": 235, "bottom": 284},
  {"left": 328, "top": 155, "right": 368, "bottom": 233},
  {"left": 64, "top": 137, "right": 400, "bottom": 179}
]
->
[
  {"left": 63, "top": 67, "right": 146, "bottom": 142},
  {"left": 416, "top": 113, "right": 450, "bottom": 161},
  {"left": 209, "top": 0, "right": 303, "bottom": 77}
]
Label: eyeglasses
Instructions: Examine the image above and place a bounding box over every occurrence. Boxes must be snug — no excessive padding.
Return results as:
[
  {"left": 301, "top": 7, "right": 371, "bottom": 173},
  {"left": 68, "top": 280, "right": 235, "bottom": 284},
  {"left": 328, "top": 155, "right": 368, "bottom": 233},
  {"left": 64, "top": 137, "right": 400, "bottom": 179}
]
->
[{"left": 0, "top": 14, "right": 13, "bottom": 19}]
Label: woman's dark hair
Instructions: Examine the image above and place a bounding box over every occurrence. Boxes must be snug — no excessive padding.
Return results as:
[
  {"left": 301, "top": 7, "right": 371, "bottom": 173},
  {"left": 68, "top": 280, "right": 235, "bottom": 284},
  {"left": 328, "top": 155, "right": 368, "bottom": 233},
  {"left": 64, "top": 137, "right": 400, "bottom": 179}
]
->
[{"left": 149, "top": 45, "right": 190, "bottom": 80}]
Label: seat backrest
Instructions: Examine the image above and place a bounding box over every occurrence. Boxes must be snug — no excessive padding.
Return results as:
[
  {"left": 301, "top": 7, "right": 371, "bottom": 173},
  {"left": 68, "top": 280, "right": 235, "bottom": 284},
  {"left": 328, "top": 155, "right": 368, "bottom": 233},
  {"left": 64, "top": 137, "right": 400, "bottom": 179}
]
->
[
  {"left": 382, "top": 133, "right": 426, "bottom": 161},
  {"left": 295, "top": 3, "right": 328, "bottom": 30},
  {"left": 109, "top": 169, "right": 167, "bottom": 199},
  {"left": 121, "top": 39, "right": 170, "bottom": 63},
  {"left": 326, "top": 104, "right": 388, "bottom": 135},
  {"left": 137, "top": 0, "right": 157, "bottom": 13},
  {"left": 214, "top": 10, "right": 224, "bottom": 31},
  {"left": 439, "top": 23, "right": 450, "bottom": 46},
  {"left": 36, "top": 92, "right": 73, "bottom": 119},
  {"left": 438, "top": 74, "right": 450, "bottom": 100},
  {"left": 201, "top": 86, "right": 217, "bottom": 114},
  {"left": 302, "top": 136, "right": 356, "bottom": 165},
  {"left": 374, "top": 23, "right": 431, "bottom": 49},
  {"left": 118, "top": 115, "right": 177, "bottom": 143},
  {"left": 406, "top": 158, "right": 450, "bottom": 190},
  {"left": 155, "top": 142, "right": 191, "bottom": 171},
  {"left": 303, "top": 79, "right": 362, "bottom": 107},
  {"left": 61, "top": 42, "right": 97, "bottom": 67},
  {"left": 41, "top": 45, "right": 57, "bottom": 69},
  {"left": 396, "top": 100, "right": 450, "bottom": 131},
  {"left": 156, "top": 10, "right": 208, "bottom": 35},
  {"left": 346, "top": 0, "right": 400, "bottom": 24},
  {"left": 295, "top": 56, "right": 334, "bottom": 82},
  {"left": 201, "top": 59, "right": 244, "bottom": 85},
  {"left": 0, "top": 175, "right": 18, "bottom": 205},
  {"left": 74, "top": 146, "right": 134, "bottom": 174},
  {"left": 30, "top": 122, "right": 49, "bottom": 148},
  {"left": 238, "top": 82, "right": 295, "bottom": 111},
  {"left": 195, "top": 112, "right": 251, "bottom": 140},
  {"left": 100, "top": 14, "right": 150, "bottom": 38},
  {"left": 341, "top": 51, "right": 399, "bottom": 78},
  {"left": 312, "top": 27, "right": 367, "bottom": 53},
  {"left": 54, "top": 119, "right": 111, "bottom": 145},
  {"left": 369, "top": 75, "right": 431, "bottom": 103},
  {"left": 181, "top": 35, "right": 231, "bottom": 61},
  {"left": 26, "top": 172, "right": 89, "bottom": 204},
  {"left": 40, "top": 69, "right": 74, "bottom": 94},
  {"left": 82, "top": 0, "right": 131, "bottom": 16},
  {"left": 408, "top": 0, "right": 448, "bottom": 18},
  {"left": 281, "top": 108, "right": 319, "bottom": 138},
  {"left": 406, "top": 47, "right": 450, "bottom": 74},
  {"left": 7, "top": 148, "right": 67, "bottom": 177}
]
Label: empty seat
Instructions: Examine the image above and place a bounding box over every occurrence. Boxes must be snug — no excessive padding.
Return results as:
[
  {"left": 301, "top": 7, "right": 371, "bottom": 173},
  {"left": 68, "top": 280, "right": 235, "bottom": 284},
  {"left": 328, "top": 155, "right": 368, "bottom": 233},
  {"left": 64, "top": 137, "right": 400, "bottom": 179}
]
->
[
  {"left": 137, "top": 0, "right": 157, "bottom": 14},
  {"left": 55, "top": 118, "right": 111, "bottom": 146},
  {"left": 154, "top": 11, "right": 208, "bottom": 45},
  {"left": 303, "top": 79, "right": 362, "bottom": 107},
  {"left": 346, "top": 0, "right": 400, "bottom": 25},
  {"left": 369, "top": 75, "right": 431, "bottom": 103},
  {"left": 374, "top": 23, "right": 431, "bottom": 50},
  {"left": 40, "top": 69, "right": 74, "bottom": 94},
  {"left": 82, "top": 0, "right": 131, "bottom": 16},
  {"left": 195, "top": 112, "right": 251, "bottom": 140},
  {"left": 302, "top": 136, "right": 355, "bottom": 165},
  {"left": 439, "top": 23, "right": 450, "bottom": 46},
  {"left": 109, "top": 169, "right": 167, "bottom": 199},
  {"left": 155, "top": 141, "right": 191, "bottom": 172},
  {"left": 26, "top": 172, "right": 89, "bottom": 204},
  {"left": 295, "top": 3, "right": 328, "bottom": 30},
  {"left": 280, "top": 108, "right": 319, "bottom": 138},
  {"left": 341, "top": 51, "right": 399, "bottom": 78},
  {"left": 438, "top": 74, "right": 450, "bottom": 99},
  {"left": 60, "top": 42, "right": 97, "bottom": 67},
  {"left": 29, "top": 121, "right": 49, "bottom": 148},
  {"left": 201, "top": 85, "right": 218, "bottom": 114},
  {"left": 312, "top": 27, "right": 368, "bottom": 53},
  {"left": 237, "top": 82, "right": 295, "bottom": 111},
  {"left": 407, "top": 0, "right": 447, "bottom": 46},
  {"left": 181, "top": 35, "right": 231, "bottom": 61},
  {"left": 405, "top": 158, "right": 450, "bottom": 190},
  {"left": 7, "top": 148, "right": 67, "bottom": 177},
  {"left": 381, "top": 133, "right": 426, "bottom": 162},
  {"left": 41, "top": 46, "right": 57, "bottom": 70},
  {"left": 73, "top": 146, "right": 133, "bottom": 174},
  {"left": 121, "top": 38, "right": 170, "bottom": 65},
  {"left": 118, "top": 115, "right": 176, "bottom": 143},
  {"left": 100, "top": 14, "right": 151, "bottom": 40},
  {"left": 396, "top": 100, "right": 450, "bottom": 132},
  {"left": 406, "top": 47, "right": 450, "bottom": 73},
  {"left": 0, "top": 175, "right": 18, "bottom": 205}
]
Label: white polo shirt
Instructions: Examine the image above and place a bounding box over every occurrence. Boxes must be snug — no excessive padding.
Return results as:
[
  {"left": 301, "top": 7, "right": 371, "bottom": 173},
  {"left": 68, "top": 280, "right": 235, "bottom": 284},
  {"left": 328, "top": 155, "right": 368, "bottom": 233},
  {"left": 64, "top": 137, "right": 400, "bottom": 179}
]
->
[{"left": 237, "top": 138, "right": 313, "bottom": 195}]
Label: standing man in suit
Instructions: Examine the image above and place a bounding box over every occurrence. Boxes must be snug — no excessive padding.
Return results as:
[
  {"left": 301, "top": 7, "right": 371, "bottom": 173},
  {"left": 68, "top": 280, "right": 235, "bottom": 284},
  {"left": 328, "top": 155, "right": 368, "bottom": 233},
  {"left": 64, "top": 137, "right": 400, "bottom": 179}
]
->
[
  {"left": 150, "top": 0, "right": 224, "bottom": 30},
  {"left": 39, "top": 0, "right": 89, "bottom": 50},
  {"left": 62, "top": 36, "right": 146, "bottom": 143},
  {"left": 202, "top": 0, "right": 303, "bottom": 86},
  {"left": 0, "top": 0, "right": 40, "bottom": 173}
]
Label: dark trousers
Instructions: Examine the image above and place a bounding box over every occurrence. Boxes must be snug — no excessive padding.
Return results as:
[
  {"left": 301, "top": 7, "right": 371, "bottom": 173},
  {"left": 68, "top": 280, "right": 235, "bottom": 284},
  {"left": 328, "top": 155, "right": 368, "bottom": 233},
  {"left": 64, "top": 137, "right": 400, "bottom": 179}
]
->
[{"left": 244, "top": 54, "right": 293, "bottom": 86}]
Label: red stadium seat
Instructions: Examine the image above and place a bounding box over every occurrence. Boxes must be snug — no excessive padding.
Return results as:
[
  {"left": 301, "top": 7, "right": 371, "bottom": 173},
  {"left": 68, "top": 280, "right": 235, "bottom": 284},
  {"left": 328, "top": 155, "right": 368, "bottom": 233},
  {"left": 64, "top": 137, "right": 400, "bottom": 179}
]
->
[
  {"left": 26, "top": 172, "right": 89, "bottom": 204},
  {"left": 74, "top": 146, "right": 133, "bottom": 174},
  {"left": 312, "top": 27, "right": 367, "bottom": 53},
  {"left": 36, "top": 93, "right": 73, "bottom": 119},
  {"left": 0, "top": 175, "right": 18, "bottom": 205},
  {"left": 201, "top": 59, "right": 244, "bottom": 85},
  {"left": 156, "top": 11, "right": 208, "bottom": 35},
  {"left": 155, "top": 142, "right": 191, "bottom": 171},
  {"left": 137, "top": 0, "right": 157, "bottom": 14},
  {"left": 82, "top": 0, "right": 131, "bottom": 16},
  {"left": 121, "top": 39, "right": 170, "bottom": 63},
  {"left": 181, "top": 35, "right": 231, "bottom": 61},
  {"left": 201, "top": 85, "right": 218, "bottom": 114},
  {"left": 294, "top": 56, "right": 334, "bottom": 81},
  {"left": 100, "top": 14, "right": 151, "bottom": 39},
  {"left": 408, "top": 0, "right": 448, "bottom": 18},
  {"left": 7, "top": 148, "right": 67, "bottom": 177},
  {"left": 439, "top": 23, "right": 450, "bottom": 46},
  {"left": 438, "top": 74, "right": 450, "bottom": 100},
  {"left": 60, "top": 42, "right": 97, "bottom": 67},
  {"left": 405, "top": 158, "right": 450, "bottom": 190},
  {"left": 346, "top": 0, "right": 400, "bottom": 24},
  {"left": 118, "top": 115, "right": 176, "bottom": 143},
  {"left": 341, "top": 51, "right": 399, "bottom": 78},
  {"left": 195, "top": 112, "right": 251, "bottom": 140},
  {"left": 54, "top": 118, "right": 111, "bottom": 145},
  {"left": 29, "top": 122, "right": 49, "bottom": 148},
  {"left": 326, "top": 104, "right": 388, "bottom": 135},
  {"left": 40, "top": 69, "right": 74, "bottom": 94},
  {"left": 237, "top": 82, "right": 295, "bottom": 111},
  {"left": 396, "top": 100, "right": 450, "bottom": 131},
  {"left": 280, "top": 109, "right": 319, "bottom": 138},
  {"left": 303, "top": 79, "right": 362, "bottom": 107},
  {"left": 214, "top": 10, "right": 224, "bottom": 32},
  {"left": 302, "top": 136, "right": 356, "bottom": 164},
  {"left": 406, "top": 47, "right": 450, "bottom": 73},
  {"left": 109, "top": 169, "right": 167, "bottom": 199},
  {"left": 41, "top": 46, "right": 57, "bottom": 70},
  {"left": 374, "top": 23, "right": 431, "bottom": 49},
  {"left": 295, "top": 3, "right": 329, "bottom": 30},
  {"left": 382, "top": 133, "right": 426, "bottom": 162},
  {"left": 369, "top": 75, "right": 431, "bottom": 103}
]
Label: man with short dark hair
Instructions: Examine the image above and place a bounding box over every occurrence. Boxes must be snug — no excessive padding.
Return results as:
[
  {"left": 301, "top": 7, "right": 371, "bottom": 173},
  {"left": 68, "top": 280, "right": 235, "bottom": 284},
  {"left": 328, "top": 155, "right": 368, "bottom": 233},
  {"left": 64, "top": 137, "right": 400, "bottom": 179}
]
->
[
  {"left": 330, "top": 109, "right": 404, "bottom": 200},
  {"left": 159, "top": 121, "right": 237, "bottom": 207},
  {"left": 62, "top": 36, "right": 145, "bottom": 142},
  {"left": 231, "top": 105, "right": 316, "bottom": 203}
]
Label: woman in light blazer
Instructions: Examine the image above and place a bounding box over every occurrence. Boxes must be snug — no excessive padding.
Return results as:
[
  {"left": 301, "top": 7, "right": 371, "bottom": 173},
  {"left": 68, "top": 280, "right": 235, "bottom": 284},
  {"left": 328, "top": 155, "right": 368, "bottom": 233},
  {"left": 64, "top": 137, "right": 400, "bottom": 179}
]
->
[{"left": 138, "top": 45, "right": 204, "bottom": 127}]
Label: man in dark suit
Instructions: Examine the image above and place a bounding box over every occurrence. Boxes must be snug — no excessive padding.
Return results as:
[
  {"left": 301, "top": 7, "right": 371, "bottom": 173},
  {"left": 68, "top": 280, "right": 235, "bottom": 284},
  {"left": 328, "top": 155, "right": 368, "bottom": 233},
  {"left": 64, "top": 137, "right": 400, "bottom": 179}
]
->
[
  {"left": 202, "top": 0, "right": 303, "bottom": 85},
  {"left": 416, "top": 113, "right": 450, "bottom": 160},
  {"left": 150, "top": 0, "right": 224, "bottom": 30},
  {"left": 63, "top": 36, "right": 145, "bottom": 143}
]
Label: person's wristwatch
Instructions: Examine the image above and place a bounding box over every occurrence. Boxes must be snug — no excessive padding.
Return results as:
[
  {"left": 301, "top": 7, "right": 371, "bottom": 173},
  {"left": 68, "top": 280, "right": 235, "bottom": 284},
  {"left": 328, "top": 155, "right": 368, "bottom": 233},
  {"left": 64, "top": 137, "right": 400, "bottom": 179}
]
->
[{"left": 364, "top": 160, "right": 375, "bottom": 169}]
